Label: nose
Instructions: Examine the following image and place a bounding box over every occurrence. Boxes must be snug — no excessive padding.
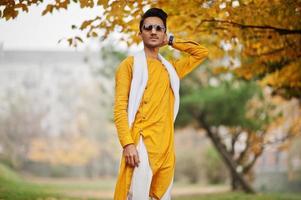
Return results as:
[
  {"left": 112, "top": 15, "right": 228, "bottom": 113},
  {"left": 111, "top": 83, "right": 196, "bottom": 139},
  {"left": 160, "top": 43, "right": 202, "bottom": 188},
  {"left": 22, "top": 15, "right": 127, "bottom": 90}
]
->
[{"left": 151, "top": 28, "right": 157, "bottom": 34}]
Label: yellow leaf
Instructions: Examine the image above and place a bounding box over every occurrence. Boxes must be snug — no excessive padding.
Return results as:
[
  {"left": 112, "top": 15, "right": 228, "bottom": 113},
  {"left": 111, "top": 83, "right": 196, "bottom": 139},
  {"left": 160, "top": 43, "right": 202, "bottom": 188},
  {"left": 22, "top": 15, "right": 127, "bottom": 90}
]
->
[
  {"left": 212, "top": 66, "right": 229, "bottom": 75},
  {"left": 42, "top": 4, "right": 53, "bottom": 16},
  {"left": 91, "top": 32, "right": 98, "bottom": 37},
  {"left": 80, "top": 20, "right": 93, "bottom": 30},
  {"left": 75, "top": 36, "right": 83, "bottom": 43}
]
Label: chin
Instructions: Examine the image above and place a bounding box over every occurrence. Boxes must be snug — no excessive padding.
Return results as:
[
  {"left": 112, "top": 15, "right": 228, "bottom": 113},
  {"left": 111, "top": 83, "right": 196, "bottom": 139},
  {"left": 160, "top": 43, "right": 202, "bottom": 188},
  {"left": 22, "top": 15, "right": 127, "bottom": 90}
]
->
[{"left": 145, "top": 42, "right": 161, "bottom": 48}]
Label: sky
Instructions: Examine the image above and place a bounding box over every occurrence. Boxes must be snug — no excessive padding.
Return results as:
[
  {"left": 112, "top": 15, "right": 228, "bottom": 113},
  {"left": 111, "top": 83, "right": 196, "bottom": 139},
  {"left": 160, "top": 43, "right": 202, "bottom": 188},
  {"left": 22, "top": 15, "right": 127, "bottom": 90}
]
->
[{"left": 0, "top": 2, "right": 139, "bottom": 52}]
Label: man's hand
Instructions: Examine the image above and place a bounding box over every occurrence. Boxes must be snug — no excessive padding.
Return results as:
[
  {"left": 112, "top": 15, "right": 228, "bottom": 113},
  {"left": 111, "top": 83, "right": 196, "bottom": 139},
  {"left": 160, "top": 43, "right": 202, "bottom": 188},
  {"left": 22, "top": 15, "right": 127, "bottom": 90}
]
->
[{"left": 123, "top": 143, "right": 140, "bottom": 168}]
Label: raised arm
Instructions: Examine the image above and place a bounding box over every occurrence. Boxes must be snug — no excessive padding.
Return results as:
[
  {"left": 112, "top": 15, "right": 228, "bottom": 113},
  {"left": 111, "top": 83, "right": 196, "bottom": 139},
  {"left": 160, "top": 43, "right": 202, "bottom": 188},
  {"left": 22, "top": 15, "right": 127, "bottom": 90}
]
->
[
  {"left": 170, "top": 38, "right": 209, "bottom": 79},
  {"left": 114, "top": 57, "right": 134, "bottom": 148}
]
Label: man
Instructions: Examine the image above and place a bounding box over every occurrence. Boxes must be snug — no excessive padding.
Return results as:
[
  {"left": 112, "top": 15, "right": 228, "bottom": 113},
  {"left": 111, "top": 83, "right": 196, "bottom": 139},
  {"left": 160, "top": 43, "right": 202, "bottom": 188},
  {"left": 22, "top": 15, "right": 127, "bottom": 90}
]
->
[{"left": 113, "top": 8, "right": 208, "bottom": 200}]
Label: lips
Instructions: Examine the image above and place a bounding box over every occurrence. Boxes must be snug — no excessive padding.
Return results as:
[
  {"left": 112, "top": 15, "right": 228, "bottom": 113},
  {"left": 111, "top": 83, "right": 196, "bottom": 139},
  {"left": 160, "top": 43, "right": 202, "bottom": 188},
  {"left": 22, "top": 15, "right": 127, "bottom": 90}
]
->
[{"left": 150, "top": 38, "right": 158, "bottom": 40}]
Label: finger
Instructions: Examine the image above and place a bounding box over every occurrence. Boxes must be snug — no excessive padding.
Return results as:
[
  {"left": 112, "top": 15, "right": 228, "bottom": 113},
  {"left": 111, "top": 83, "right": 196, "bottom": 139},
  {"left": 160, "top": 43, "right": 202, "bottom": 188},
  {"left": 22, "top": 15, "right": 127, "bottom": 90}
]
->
[
  {"left": 125, "top": 156, "right": 129, "bottom": 165},
  {"left": 134, "top": 154, "right": 139, "bottom": 167},
  {"left": 131, "top": 156, "right": 136, "bottom": 168},
  {"left": 129, "top": 155, "right": 135, "bottom": 167},
  {"left": 125, "top": 154, "right": 132, "bottom": 167}
]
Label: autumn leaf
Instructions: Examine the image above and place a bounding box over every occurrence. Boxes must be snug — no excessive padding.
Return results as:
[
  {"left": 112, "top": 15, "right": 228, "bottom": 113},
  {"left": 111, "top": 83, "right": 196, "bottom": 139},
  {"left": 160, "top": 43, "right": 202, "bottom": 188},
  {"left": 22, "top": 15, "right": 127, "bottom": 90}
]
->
[
  {"left": 42, "top": 4, "right": 53, "bottom": 16},
  {"left": 80, "top": 20, "right": 93, "bottom": 30},
  {"left": 75, "top": 36, "right": 83, "bottom": 43}
]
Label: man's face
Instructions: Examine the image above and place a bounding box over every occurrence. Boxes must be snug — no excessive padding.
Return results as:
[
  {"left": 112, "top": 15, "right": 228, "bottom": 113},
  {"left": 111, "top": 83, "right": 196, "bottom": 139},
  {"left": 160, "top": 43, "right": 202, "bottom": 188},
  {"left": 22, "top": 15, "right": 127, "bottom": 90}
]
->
[{"left": 139, "top": 16, "right": 167, "bottom": 48}]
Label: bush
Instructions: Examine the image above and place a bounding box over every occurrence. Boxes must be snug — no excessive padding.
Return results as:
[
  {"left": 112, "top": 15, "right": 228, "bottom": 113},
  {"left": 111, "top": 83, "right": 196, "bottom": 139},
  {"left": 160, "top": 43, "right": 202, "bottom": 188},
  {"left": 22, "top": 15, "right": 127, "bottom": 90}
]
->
[
  {"left": 175, "top": 150, "right": 202, "bottom": 184},
  {"left": 201, "top": 146, "right": 228, "bottom": 184}
]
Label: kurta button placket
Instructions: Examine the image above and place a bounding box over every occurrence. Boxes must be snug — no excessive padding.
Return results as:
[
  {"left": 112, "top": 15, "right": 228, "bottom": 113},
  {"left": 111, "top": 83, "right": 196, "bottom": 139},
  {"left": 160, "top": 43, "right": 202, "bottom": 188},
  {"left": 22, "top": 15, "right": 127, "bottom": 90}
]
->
[{"left": 140, "top": 95, "right": 145, "bottom": 134}]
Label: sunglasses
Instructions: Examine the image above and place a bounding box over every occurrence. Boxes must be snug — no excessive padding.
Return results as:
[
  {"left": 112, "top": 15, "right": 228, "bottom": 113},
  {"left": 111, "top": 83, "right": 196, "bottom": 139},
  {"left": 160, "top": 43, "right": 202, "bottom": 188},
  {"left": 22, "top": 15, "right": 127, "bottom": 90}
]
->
[{"left": 142, "top": 24, "right": 166, "bottom": 32}]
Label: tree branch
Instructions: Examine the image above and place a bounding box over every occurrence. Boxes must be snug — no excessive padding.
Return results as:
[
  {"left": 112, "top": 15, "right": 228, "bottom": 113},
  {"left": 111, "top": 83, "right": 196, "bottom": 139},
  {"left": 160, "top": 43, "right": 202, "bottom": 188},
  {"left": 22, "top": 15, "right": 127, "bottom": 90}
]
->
[
  {"left": 237, "top": 133, "right": 251, "bottom": 164},
  {"left": 245, "top": 40, "right": 298, "bottom": 57},
  {"left": 230, "top": 128, "right": 240, "bottom": 156},
  {"left": 263, "top": 134, "right": 293, "bottom": 146},
  {"left": 200, "top": 19, "right": 301, "bottom": 35},
  {"left": 243, "top": 152, "right": 262, "bottom": 174}
]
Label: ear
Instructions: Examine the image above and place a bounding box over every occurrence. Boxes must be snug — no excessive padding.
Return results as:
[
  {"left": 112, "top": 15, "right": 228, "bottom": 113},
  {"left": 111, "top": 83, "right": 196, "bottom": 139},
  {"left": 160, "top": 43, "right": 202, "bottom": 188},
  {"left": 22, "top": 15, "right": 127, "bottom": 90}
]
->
[{"left": 138, "top": 32, "right": 142, "bottom": 39}]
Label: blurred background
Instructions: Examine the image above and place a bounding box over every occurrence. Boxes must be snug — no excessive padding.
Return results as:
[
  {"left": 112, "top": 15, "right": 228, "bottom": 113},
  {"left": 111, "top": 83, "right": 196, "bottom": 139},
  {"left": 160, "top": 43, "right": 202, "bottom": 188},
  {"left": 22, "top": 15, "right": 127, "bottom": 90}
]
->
[{"left": 0, "top": 1, "right": 300, "bottom": 200}]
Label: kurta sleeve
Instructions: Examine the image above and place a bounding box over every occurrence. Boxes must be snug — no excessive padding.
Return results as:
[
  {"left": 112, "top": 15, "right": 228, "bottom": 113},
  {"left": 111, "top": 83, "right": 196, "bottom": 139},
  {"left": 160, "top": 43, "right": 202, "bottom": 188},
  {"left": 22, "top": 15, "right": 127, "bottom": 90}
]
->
[
  {"left": 170, "top": 38, "right": 209, "bottom": 79},
  {"left": 113, "top": 56, "right": 134, "bottom": 148}
]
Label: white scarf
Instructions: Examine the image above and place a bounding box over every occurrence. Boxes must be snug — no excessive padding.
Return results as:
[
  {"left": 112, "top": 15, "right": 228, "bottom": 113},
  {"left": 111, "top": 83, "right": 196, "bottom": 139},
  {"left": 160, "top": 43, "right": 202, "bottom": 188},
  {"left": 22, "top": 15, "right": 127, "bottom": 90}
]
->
[{"left": 127, "top": 50, "right": 180, "bottom": 128}]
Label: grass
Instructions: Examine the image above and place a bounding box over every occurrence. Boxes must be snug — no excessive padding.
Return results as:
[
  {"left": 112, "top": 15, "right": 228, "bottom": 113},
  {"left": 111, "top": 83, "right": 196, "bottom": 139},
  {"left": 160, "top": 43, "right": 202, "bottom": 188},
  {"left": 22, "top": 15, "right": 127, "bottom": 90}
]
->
[
  {"left": 28, "top": 178, "right": 116, "bottom": 191},
  {"left": 174, "top": 192, "right": 301, "bottom": 200},
  {"left": 0, "top": 163, "right": 81, "bottom": 200},
  {"left": 1, "top": 163, "right": 301, "bottom": 200}
]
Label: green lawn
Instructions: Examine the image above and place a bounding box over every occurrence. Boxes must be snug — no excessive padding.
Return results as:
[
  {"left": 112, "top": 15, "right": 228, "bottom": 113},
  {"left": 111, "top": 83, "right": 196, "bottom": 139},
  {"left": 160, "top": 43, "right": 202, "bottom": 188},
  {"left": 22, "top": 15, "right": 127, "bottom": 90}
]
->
[
  {"left": 0, "top": 163, "right": 77, "bottom": 200},
  {"left": 1, "top": 163, "right": 301, "bottom": 200},
  {"left": 174, "top": 192, "right": 301, "bottom": 200}
]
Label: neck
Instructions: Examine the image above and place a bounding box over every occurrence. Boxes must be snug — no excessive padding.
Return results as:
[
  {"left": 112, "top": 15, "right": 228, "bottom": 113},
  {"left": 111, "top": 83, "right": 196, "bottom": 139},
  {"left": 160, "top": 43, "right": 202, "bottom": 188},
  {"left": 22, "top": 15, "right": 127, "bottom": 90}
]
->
[{"left": 144, "top": 46, "right": 160, "bottom": 60}]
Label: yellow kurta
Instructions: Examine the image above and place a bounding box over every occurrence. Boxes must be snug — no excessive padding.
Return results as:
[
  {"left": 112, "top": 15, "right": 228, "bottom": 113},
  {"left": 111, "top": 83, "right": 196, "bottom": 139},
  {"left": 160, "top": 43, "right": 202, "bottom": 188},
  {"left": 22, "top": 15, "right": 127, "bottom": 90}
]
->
[{"left": 113, "top": 38, "right": 208, "bottom": 200}]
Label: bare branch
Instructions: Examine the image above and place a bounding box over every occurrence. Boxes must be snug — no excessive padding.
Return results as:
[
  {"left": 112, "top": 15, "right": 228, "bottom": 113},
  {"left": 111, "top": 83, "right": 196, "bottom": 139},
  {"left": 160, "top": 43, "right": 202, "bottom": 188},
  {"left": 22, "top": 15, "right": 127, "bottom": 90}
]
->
[
  {"left": 243, "top": 152, "right": 262, "bottom": 174},
  {"left": 200, "top": 19, "right": 301, "bottom": 35}
]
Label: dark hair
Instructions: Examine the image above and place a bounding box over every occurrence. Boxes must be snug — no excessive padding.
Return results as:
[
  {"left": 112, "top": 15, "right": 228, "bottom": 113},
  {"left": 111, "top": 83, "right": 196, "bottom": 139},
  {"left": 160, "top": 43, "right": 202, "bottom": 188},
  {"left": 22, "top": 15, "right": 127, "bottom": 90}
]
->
[{"left": 139, "top": 8, "right": 168, "bottom": 33}]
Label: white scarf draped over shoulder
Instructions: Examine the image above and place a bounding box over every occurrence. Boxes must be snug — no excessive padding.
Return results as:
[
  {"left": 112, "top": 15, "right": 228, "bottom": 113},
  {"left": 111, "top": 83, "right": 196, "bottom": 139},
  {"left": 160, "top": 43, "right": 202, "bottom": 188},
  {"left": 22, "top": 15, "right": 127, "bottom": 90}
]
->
[{"left": 127, "top": 50, "right": 180, "bottom": 129}]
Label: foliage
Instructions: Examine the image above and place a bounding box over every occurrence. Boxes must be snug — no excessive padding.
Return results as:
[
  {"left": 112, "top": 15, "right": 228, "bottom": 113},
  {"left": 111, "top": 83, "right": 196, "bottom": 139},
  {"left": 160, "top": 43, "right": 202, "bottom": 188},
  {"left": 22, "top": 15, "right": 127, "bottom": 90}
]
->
[
  {"left": 176, "top": 67, "right": 301, "bottom": 192},
  {"left": 27, "top": 134, "right": 100, "bottom": 166},
  {"left": 1, "top": 0, "right": 300, "bottom": 98},
  {"left": 177, "top": 80, "right": 264, "bottom": 130}
]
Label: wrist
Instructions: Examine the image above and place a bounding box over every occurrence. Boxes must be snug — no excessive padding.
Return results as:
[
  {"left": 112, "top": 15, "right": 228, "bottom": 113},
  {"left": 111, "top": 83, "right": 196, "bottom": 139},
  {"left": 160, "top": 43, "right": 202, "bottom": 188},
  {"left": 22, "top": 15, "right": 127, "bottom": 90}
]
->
[
  {"left": 168, "top": 33, "right": 174, "bottom": 46},
  {"left": 123, "top": 143, "right": 134, "bottom": 149}
]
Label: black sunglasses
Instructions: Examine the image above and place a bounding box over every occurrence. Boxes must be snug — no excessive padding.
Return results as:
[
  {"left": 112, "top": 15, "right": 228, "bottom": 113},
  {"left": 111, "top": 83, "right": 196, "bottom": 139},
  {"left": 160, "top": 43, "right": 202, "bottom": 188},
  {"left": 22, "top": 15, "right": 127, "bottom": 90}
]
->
[{"left": 142, "top": 24, "right": 166, "bottom": 32}]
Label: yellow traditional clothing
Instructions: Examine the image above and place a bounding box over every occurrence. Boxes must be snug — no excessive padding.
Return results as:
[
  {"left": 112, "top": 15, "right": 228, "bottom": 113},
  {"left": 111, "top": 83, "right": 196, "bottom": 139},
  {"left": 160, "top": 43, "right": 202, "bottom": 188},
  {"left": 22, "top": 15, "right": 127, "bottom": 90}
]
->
[{"left": 113, "top": 38, "right": 208, "bottom": 200}]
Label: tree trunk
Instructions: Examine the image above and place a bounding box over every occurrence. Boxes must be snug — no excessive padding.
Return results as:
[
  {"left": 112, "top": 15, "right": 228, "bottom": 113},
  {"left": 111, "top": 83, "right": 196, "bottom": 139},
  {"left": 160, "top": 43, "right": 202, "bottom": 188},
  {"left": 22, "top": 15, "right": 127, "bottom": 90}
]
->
[
  {"left": 231, "top": 170, "right": 240, "bottom": 191},
  {"left": 198, "top": 116, "right": 256, "bottom": 193}
]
